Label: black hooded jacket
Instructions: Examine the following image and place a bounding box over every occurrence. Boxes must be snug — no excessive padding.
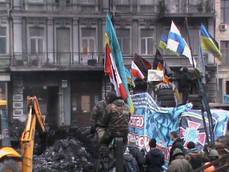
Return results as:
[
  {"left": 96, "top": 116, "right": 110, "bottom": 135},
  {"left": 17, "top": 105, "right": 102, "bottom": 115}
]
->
[
  {"left": 145, "top": 148, "right": 164, "bottom": 172},
  {"left": 169, "top": 138, "right": 185, "bottom": 163}
]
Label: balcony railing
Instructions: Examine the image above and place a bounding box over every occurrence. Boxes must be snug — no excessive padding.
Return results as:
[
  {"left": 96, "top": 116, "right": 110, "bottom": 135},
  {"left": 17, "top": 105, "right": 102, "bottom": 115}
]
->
[
  {"left": 15, "top": 1, "right": 99, "bottom": 14},
  {"left": 221, "top": 48, "right": 229, "bottom": 65},
  {"left": 11, "top": 52, "right": 104, "bottom": 68},
  {"left": 0, "top": 56, "right": 10, "bottom": 69},
  {"left": 160, "top": 0, "right": 214, "bottom": 16}
]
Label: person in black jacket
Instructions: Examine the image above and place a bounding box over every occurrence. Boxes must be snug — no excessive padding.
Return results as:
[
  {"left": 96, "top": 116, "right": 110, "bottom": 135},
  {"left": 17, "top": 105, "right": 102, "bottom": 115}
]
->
[
  {"left": 145, "top": 138, "right": 164, "bottom": 172},
  {"left": 128, "top": 144, "right": 145, "bottom": 171},
  {"left": 185, "top": 141, "right": 203, "bottom": 171},
  {"left": 169, "top": 131, "right": 185, "bottom": 163}
]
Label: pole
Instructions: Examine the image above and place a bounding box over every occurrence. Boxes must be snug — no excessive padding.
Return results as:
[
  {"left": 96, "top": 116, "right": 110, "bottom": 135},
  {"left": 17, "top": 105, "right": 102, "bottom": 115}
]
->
[
  {"left": 198, "top": 27, "right": 215, "bottom": 145},
  {"left": 198, "top": 30, "right": 210, "bottom": 145},
  {"left": 184, "top": 18, "right": 195, "bottom": 68},
  {"left": 184, "top": 17, "right": 215, "bottom": 145}
]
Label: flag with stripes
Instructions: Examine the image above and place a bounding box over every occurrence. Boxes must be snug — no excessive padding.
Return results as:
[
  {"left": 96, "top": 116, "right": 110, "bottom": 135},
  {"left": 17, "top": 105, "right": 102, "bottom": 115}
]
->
[
  {"left": 200, "top": 24, "right": 222, "bottom": 61},
  {"left": 167, "top": 21, "right": 196, "bottom": 66},
  {"left": 105, "top": 15, "right": 134, "bottom": 113}
]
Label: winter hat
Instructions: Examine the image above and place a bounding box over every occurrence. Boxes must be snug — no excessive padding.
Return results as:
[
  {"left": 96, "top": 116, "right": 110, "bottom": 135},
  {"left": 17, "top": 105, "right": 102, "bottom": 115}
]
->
[
  {"left": 172, "top": 148, "right": 184, "bottom": 157},
  {"left": 209, "top": 149, "right": 219, "bottom": 157}
]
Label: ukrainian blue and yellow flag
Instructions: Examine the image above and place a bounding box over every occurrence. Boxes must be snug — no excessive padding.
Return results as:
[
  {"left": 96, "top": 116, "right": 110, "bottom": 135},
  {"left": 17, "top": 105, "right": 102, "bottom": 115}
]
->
[
  {"left": 158, "top": 34, "right": 179, "bottom": 56},
  {"left": 200, "top": 25, "right": 222, "bottom": 61},
  {"left": 159, "top": 34, "right": 167, "bottom": 50},
  {"left": 105, "top": 15, "right": 135, "bottom": 113},
  {"left": 125, "top": 67, "right": 135, "bottom": 88}
]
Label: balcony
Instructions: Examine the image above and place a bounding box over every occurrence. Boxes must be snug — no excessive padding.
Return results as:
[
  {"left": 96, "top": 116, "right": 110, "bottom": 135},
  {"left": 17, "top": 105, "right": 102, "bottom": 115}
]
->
[
  {"left": 221, "top": 48, "right": 229, "bottom": 65},
  {"left": 159, "top": 0, "right": 214, "bottom": 18},
  {"left": 10, "top": 52, "right": 104, "bottom": 71},
  {"left": 0, "top": 56, "right": 10, "bottom": 71},
  {"left": 14, "top": 1, "right": 99, "bottom": 15},
  {"left": 137, "top": 0, "right": 158, "bottom": 14}
]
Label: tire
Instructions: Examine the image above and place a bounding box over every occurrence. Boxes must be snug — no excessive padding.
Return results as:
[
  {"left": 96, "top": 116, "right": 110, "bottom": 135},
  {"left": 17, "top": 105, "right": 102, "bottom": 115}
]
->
[
  {"left": 156, "top": 89, "right": 174, "bottom": 97},
  {"left": 157, "top": 95, "right": 175, "bottom": 101},
  {"left": 159, "top": 100, "right": 176, "bottom": 107},
  {"left": 0, "top": 159, "right": 20, "bottom": 172}
]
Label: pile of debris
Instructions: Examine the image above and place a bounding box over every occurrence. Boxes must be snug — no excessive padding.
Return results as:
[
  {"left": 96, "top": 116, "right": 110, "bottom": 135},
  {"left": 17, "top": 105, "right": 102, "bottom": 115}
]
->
[{"left": 33, "top": 127, "right": 97, "bottom": 172}]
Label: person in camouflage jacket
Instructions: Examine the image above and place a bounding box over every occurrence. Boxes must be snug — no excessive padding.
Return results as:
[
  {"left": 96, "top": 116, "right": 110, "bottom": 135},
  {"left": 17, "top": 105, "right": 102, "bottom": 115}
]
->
[
  {"left": 104, "top": 96, "right": 130, "bottom": 144},
  {"left": 91, "top": 92, "right": 130, "bottom": 145}
]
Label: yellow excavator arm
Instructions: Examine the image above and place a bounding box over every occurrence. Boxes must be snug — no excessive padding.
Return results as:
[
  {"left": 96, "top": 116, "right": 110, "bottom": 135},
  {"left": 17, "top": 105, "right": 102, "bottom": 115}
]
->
[{"left": 20, "top": 96, "right": 46, "bottom": 172}]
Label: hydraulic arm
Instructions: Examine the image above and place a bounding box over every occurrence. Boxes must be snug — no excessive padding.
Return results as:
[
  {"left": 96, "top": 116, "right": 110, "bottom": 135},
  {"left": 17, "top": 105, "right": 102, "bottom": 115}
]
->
[{"left": 20, "top": 96, "right": 46, "bottom": 172}]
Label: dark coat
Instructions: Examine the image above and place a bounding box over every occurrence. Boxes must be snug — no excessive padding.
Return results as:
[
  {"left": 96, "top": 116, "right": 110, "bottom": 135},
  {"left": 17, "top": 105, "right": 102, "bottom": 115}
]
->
[
  {"left": 186, "top": 148, "right": 204, "bottom": 170},
  {"left": 145, "top": 148, "right": 164, "bottom": 172},
  {"left": 169, "top": 138, "right": 184, "bottom": 163},
  {"left": 128, "top": 145, "right": 145, "bottom": 171}
]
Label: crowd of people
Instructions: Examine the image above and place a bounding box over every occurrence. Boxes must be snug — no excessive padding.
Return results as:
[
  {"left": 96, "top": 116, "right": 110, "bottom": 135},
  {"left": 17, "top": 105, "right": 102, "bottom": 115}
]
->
[
  {"left": 124, "top": 132, "right": 226, "bottom": 172},
  {"left": 90, "top": 91, "right": 228, "bottom": 172}
]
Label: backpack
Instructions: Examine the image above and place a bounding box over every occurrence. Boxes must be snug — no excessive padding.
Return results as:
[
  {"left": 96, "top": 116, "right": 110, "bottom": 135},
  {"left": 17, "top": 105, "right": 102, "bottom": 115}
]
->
[{"left": 123, "top": 153, "right": 140, "bottom": 172}]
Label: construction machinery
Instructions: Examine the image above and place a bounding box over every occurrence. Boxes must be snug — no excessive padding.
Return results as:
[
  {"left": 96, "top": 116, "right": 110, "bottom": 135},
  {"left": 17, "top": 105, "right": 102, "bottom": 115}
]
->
[{"left": 0, "top": 96, "right": 46, "bottom": 172}]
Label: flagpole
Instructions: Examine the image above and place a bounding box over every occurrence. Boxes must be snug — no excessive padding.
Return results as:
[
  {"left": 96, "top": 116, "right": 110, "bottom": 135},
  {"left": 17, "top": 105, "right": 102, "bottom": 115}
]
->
[
  {"left": 198, "top": 29, "right": 210, "bottom": 145},
  {"left": 184, "top": 17, "right": 195, "bottom": 68},
  {"left": 184, "top": 17, "right": 215, "bottom": 146},
  {"left": 198, "top": 26, "right": 215, "bottom": 145}
]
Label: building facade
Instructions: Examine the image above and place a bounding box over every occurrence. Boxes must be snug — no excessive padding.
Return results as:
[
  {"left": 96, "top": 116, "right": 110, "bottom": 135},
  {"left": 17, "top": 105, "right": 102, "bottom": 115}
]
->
[
  {"left": 215, "top": 0, "right": 229, "bottom": 104},
  {"left": 0, "top": 0, "right": 217, "bottom": 127}
]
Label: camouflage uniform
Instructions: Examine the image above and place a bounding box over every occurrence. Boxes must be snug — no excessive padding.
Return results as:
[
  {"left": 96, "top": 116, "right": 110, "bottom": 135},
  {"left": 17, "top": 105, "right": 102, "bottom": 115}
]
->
[
  {"left": 91, "top": 98, "right": 130, "bottom": 145},
  {"left": 103, "top": 99, "right": 130, "bottom": 144},
  {"left": 94, "top": 98, "right": 130, "bottom": 171}
]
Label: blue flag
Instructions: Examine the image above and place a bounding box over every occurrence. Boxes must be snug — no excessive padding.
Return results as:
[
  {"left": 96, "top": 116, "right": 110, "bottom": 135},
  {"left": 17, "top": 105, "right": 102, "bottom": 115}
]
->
[{"left": 105, "top": 15, "right": 134, "bottom": 113}]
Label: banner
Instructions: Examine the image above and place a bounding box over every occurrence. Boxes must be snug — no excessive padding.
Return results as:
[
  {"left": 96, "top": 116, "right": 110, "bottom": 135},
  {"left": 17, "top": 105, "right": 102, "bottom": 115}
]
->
[
  {"left": 128, "top": 92, "right": 192, "bottom": 159},
  {"left": 129, "top": 92, "right": 229, "bottom": 159},
  {"left": 180, "top": 109, "right": 229, "bottom": 150}
]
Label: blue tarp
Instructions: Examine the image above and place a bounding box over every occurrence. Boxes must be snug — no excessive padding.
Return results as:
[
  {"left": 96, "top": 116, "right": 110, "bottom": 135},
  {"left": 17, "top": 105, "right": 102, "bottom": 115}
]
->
[{"left": 129, "top": 92, "right": 229, "bottom": 159}]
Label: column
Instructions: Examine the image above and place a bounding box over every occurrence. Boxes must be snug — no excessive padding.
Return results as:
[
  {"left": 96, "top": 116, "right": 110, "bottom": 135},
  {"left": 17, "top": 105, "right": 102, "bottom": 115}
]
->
[
  {"left": 21, "top": 17, "right": 27, "bottom": 63},
  {"left": 47, "top": 17, "right": 54, "bottom": 64},
  {"left": 73, "top": 18, "right": 79, "bottom": 63},
  {"left": 13, "top": 17, "right": 22, "bottom": 61},
  {"left": 132, "top": 19, "right": 138, "bottom": 54},
  {"left": 98, "top": 18, "right": 103, "bottom": 63},
  {"left": 63, "top": 82, "right": 71, "bottom": 126}
]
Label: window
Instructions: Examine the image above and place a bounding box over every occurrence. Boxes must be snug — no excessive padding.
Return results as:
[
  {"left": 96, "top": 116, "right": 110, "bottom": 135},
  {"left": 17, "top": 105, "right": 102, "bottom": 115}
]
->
[
  {"left": 139, "top": 0, "right": 154, "bottom": 5},
  {"left": 81, "top": 27, "right": 96, "bottom": 63},
  {"left": 140, "top": 28, "right": 154, "bottom": 55},
  {"left": 56, "top": 27, "right": 71, "bottom": 64},
  {"left": 0, "top": 82, "right": 7, "bottom": 100},
  {"left": 117, "top": 28, "right": 130, "bottom": 55},
  {"left": 81, "top": 28, "right": 96, "bottom": 53},
  {"left": 78, "top": 0, "right": 95, "bottom": 5},
  {"left": 221, "top": 0, "right": 229, "bottom": 23},
  {"left": 116, "top": 0, "right": 130, "bottom": 5},
  {"left": 220, "top": 41, "right": 229, "bottom": 64},
  {"left": 28, "top": 0, "right": 44, "bottom": 3},
  {"left": 55, "top": 0, "right": 71, "bottom": 7},
  {"left": 226, "top": 81, "right": 229, "bottom": 94},
  {"left": 189, "top": 28, "right": 199, "bottom": 55},
  {"left": 81, "top": 95, "right": 90, "bottom": 113},
  {"left": 0, "top": 27, "right": 7, "bottom": 54},
  {"left": 29, "top": 27, "right": 44, "bottom": 54}
]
